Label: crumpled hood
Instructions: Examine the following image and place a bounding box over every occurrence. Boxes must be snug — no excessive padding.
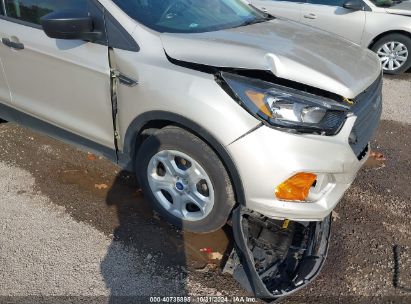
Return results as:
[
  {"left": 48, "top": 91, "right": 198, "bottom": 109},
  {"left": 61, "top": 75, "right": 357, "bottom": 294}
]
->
[
  {"left": 161, "top": 19, "right": 381, "bottom": 98},
  {"left": 385, "top": 0, "right": 411, "bottom": 16}
]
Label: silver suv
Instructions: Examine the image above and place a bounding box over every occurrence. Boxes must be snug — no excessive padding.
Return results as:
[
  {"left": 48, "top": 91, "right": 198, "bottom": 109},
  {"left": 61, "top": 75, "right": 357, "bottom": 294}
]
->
[
  {"left": 251, "top": 0, "right": 411, "bottom": 74},
  {"left": 0, "top": 0, "right": 382, "bottom": 299}
]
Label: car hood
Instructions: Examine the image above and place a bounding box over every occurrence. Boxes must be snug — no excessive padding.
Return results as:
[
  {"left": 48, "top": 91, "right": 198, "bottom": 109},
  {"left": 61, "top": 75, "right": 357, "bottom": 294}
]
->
[
  {"left": 385, "top": 1, "right": 411, "bottom": 16},
  {"left": 160, "top": 19, "right": 381, "bottom": 98}
]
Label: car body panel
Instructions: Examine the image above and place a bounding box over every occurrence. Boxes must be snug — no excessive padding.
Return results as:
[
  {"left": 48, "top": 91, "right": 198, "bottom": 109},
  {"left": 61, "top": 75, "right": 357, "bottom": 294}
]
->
[
  {"left": 362, "top": 11, "right": 411, "bottom": 47},
  {"left": 161, "top": 19, "right": 381, "bottom": 99},
  {"left": 299, "top": 3, "right": 366, "bottom": 45},
  {"left": 0, "top": 18, "right": 115, "bottom": 148},
  {"left": 111, "top": 43, "right": 262, "bottom": 151},
  {"left": 0, "top": 56, "right": 11, "bottom": 105},
  {"left": 252, "top": 0, "right": 303, "bottom": 21}
]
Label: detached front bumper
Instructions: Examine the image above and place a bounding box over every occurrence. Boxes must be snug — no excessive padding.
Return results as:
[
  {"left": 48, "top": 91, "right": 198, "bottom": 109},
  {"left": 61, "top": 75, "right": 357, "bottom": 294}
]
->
[
  {"left": 227, "top": 116, "right": 369, "bottom": 222},
  {"left": 224, "top": 207, "right": 331, "bottom": 300}
]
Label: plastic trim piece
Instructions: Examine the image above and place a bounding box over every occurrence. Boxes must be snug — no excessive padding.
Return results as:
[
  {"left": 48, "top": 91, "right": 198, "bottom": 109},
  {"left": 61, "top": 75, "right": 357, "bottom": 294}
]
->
[{"left": 228, "top": 207, "right": 331, "bottom": 300}]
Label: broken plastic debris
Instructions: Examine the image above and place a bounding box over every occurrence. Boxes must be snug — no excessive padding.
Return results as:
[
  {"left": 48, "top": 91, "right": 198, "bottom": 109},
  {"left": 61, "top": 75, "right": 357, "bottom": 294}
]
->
[
  {"left": 210, "top": 252, "right": 223, "bottom": 260},
  {"left": 94, "top": 184, "right": 108, "bottom": 190},
  {"left": 365, "top": 150, "right": 386, "bottom": 170},
  {"left": 87, "top": 153, "right": 96, "bottom": 161},
  {"left": 282, "top": 219, "right": 290, "bottom": 229},
  {"left": 370, "top": 151, "right": 386, "bottom": 161},
  {"left": 332, "top": 211, "right": 340, "bottom": 222},
  {"left": 200, "top": 248, "right": 213, "bottom": 254},
  {"left": 200, "top": 248, "right": 223, "bottom": 261}
]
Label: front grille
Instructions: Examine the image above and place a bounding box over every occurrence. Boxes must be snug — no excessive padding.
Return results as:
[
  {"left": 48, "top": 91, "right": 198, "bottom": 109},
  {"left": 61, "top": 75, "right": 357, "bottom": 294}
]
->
[{"left": 349, "top": 74, "right": 383, "bottom": 158}]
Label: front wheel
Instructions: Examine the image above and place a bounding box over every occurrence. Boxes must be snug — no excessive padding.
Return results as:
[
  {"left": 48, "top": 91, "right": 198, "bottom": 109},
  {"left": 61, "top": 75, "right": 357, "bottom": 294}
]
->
[
  {"left": 372, "top": 34, "right": 411, "bottom": 75},
  {"left": 135, "top": 126, "right": 235, "bottom": 233}
]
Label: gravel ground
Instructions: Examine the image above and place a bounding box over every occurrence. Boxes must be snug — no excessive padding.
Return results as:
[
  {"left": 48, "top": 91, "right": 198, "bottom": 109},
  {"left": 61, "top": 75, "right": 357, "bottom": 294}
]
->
[
  {"left": 382, "top": 74, "right": 411, "bottom": 124},
  {"left": 0, "top": 162, "right": 185, "bottom": 297},
  {"left": 0, "top": 73, "right": 409, "bottom": 303}
]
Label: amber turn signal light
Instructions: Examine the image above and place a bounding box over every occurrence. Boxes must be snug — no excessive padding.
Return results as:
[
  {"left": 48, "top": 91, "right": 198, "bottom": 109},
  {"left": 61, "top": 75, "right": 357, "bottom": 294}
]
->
[
  {"left": 275, "top": 173, "right": 317, "bottom": 201},
  {"left": 245, "top": 90, "right": 273, "bottom": 118}
]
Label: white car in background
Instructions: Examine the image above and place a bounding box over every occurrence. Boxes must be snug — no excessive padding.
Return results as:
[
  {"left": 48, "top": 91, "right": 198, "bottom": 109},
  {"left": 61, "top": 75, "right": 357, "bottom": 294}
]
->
[{"left": 251, "top": 0, "right": 411, "bottom": 74}]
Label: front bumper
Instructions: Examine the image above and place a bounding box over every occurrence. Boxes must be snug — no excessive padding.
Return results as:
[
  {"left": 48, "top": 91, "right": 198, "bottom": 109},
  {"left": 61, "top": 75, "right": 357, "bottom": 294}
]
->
[
  {"left": 224, "top": 207, "right": 331, "bottom": 299},
  {"left": 226, "top": 74, "right": 382, "bottom": 222},
  {"left": 227, "top": 116, "right": 369, "bottom": 222}
]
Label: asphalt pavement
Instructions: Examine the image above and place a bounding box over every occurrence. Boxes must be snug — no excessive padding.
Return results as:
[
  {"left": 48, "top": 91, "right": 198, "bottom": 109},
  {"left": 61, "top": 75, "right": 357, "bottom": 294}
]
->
[{"left": 0, "top": 73, "right": 409, "bottom": 303}]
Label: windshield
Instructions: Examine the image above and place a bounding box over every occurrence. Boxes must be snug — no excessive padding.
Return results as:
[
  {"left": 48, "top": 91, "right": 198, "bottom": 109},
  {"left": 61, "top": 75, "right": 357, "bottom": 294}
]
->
[
  {"left": 370, "top": 0, "right": 403, "bottom": 7},
  {"left": 112, "top": 0, "right": 268, "bottom": 33}
]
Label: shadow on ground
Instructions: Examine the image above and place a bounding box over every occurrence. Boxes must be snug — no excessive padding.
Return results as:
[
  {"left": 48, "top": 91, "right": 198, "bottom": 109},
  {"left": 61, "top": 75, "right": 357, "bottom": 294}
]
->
[{"left": 99, "top": 170, "right": 237, "bottom": 301}]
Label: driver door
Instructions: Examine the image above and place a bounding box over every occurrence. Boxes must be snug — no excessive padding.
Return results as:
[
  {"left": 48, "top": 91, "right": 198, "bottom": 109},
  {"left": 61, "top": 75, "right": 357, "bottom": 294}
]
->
[
  {"left": 0, "top": 0, "right": 115, "bottom": 150},
  {"left": 299, "top": 0, "right": 366, "bottom": 45}
]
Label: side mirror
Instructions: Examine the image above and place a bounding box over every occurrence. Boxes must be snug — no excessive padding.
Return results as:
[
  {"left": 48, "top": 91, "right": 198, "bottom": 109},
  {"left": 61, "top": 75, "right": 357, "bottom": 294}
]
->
[
  {"left": 40, "top": 9, "right": 102, "bottom": 41},
  {"left": 342, "top": 0, "right": 364, "bottom": 10}
]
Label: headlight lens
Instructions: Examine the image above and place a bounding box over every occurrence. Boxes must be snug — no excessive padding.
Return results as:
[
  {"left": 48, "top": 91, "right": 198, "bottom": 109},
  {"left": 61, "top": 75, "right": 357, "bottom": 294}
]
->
[{"left": 222, "top": 73, "right": 349, "bottom": 135}]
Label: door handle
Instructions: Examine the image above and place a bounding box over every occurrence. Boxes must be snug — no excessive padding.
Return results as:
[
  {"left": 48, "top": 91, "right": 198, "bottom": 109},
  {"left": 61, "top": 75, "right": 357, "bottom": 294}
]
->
[
  {"left": 303, "top": 13, "right": 317, "bottom": 19},
  {"left": 2, "top": 38, "right": 24, "bottom": 50}
]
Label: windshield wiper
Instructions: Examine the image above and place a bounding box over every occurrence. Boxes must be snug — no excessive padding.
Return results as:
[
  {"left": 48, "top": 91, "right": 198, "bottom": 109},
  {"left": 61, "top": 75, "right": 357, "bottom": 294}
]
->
[{"left": 238, "top": 15, "right": 274, "bottom": 28}]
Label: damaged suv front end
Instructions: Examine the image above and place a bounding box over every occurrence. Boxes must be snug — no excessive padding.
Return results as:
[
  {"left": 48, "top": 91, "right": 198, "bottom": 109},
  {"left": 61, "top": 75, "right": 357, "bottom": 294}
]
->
[
  {"left": 219, "top": 70, "right": 381, "bottom": 299},
  {"left": 220, "top": 73, "right": 381, "bottom": 299},
  {"left": 162, "top": 35, "right": 381, "bottom": 300},
  {"left": 163, "top": 52, "right": 381, "bottom": 301},
  {"left": 109, "top": 0, "right": 383, "bottom": 300}
]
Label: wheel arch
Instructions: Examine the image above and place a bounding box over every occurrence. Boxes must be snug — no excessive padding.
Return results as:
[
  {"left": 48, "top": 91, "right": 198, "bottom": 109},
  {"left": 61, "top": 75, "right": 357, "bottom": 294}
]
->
[
  {"left": 121, "top": 111, "right": 246, "bottom": 207},
  {"left": 368, "top": 30, "right": 411, "bottom": 49}
]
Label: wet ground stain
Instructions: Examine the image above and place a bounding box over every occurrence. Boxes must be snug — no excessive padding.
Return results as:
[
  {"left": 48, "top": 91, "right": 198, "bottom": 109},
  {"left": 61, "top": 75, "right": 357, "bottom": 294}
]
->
[{"left": 55, "top": 164, "right": 232, "bottom": 269}]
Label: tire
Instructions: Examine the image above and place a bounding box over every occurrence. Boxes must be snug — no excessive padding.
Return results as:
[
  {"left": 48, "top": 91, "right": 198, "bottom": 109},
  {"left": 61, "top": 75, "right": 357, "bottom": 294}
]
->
[
  {"left": 135, "top": 126, "right": 235, "bottom": 233},
  {"left": 371, "top": 33, "right": 411, "bottom": 75}
]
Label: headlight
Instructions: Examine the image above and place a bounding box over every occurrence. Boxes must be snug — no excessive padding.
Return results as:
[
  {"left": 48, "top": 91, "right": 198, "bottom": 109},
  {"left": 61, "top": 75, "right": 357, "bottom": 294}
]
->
[{"left": 221, "top": 72, "right": 349, "bottom": 135}]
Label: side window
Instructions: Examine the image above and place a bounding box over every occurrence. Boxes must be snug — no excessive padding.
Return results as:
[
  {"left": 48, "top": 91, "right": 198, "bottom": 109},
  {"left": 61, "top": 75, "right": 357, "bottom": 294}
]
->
[
  {"left": 4, "top": 0, "right": 88, "bottom": 25},
  {"left": 1, "top": 2, "right": 5, "bottom": 15},
  {"left": 307, "top": 0, "right": 344, "bottom": 5}
]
